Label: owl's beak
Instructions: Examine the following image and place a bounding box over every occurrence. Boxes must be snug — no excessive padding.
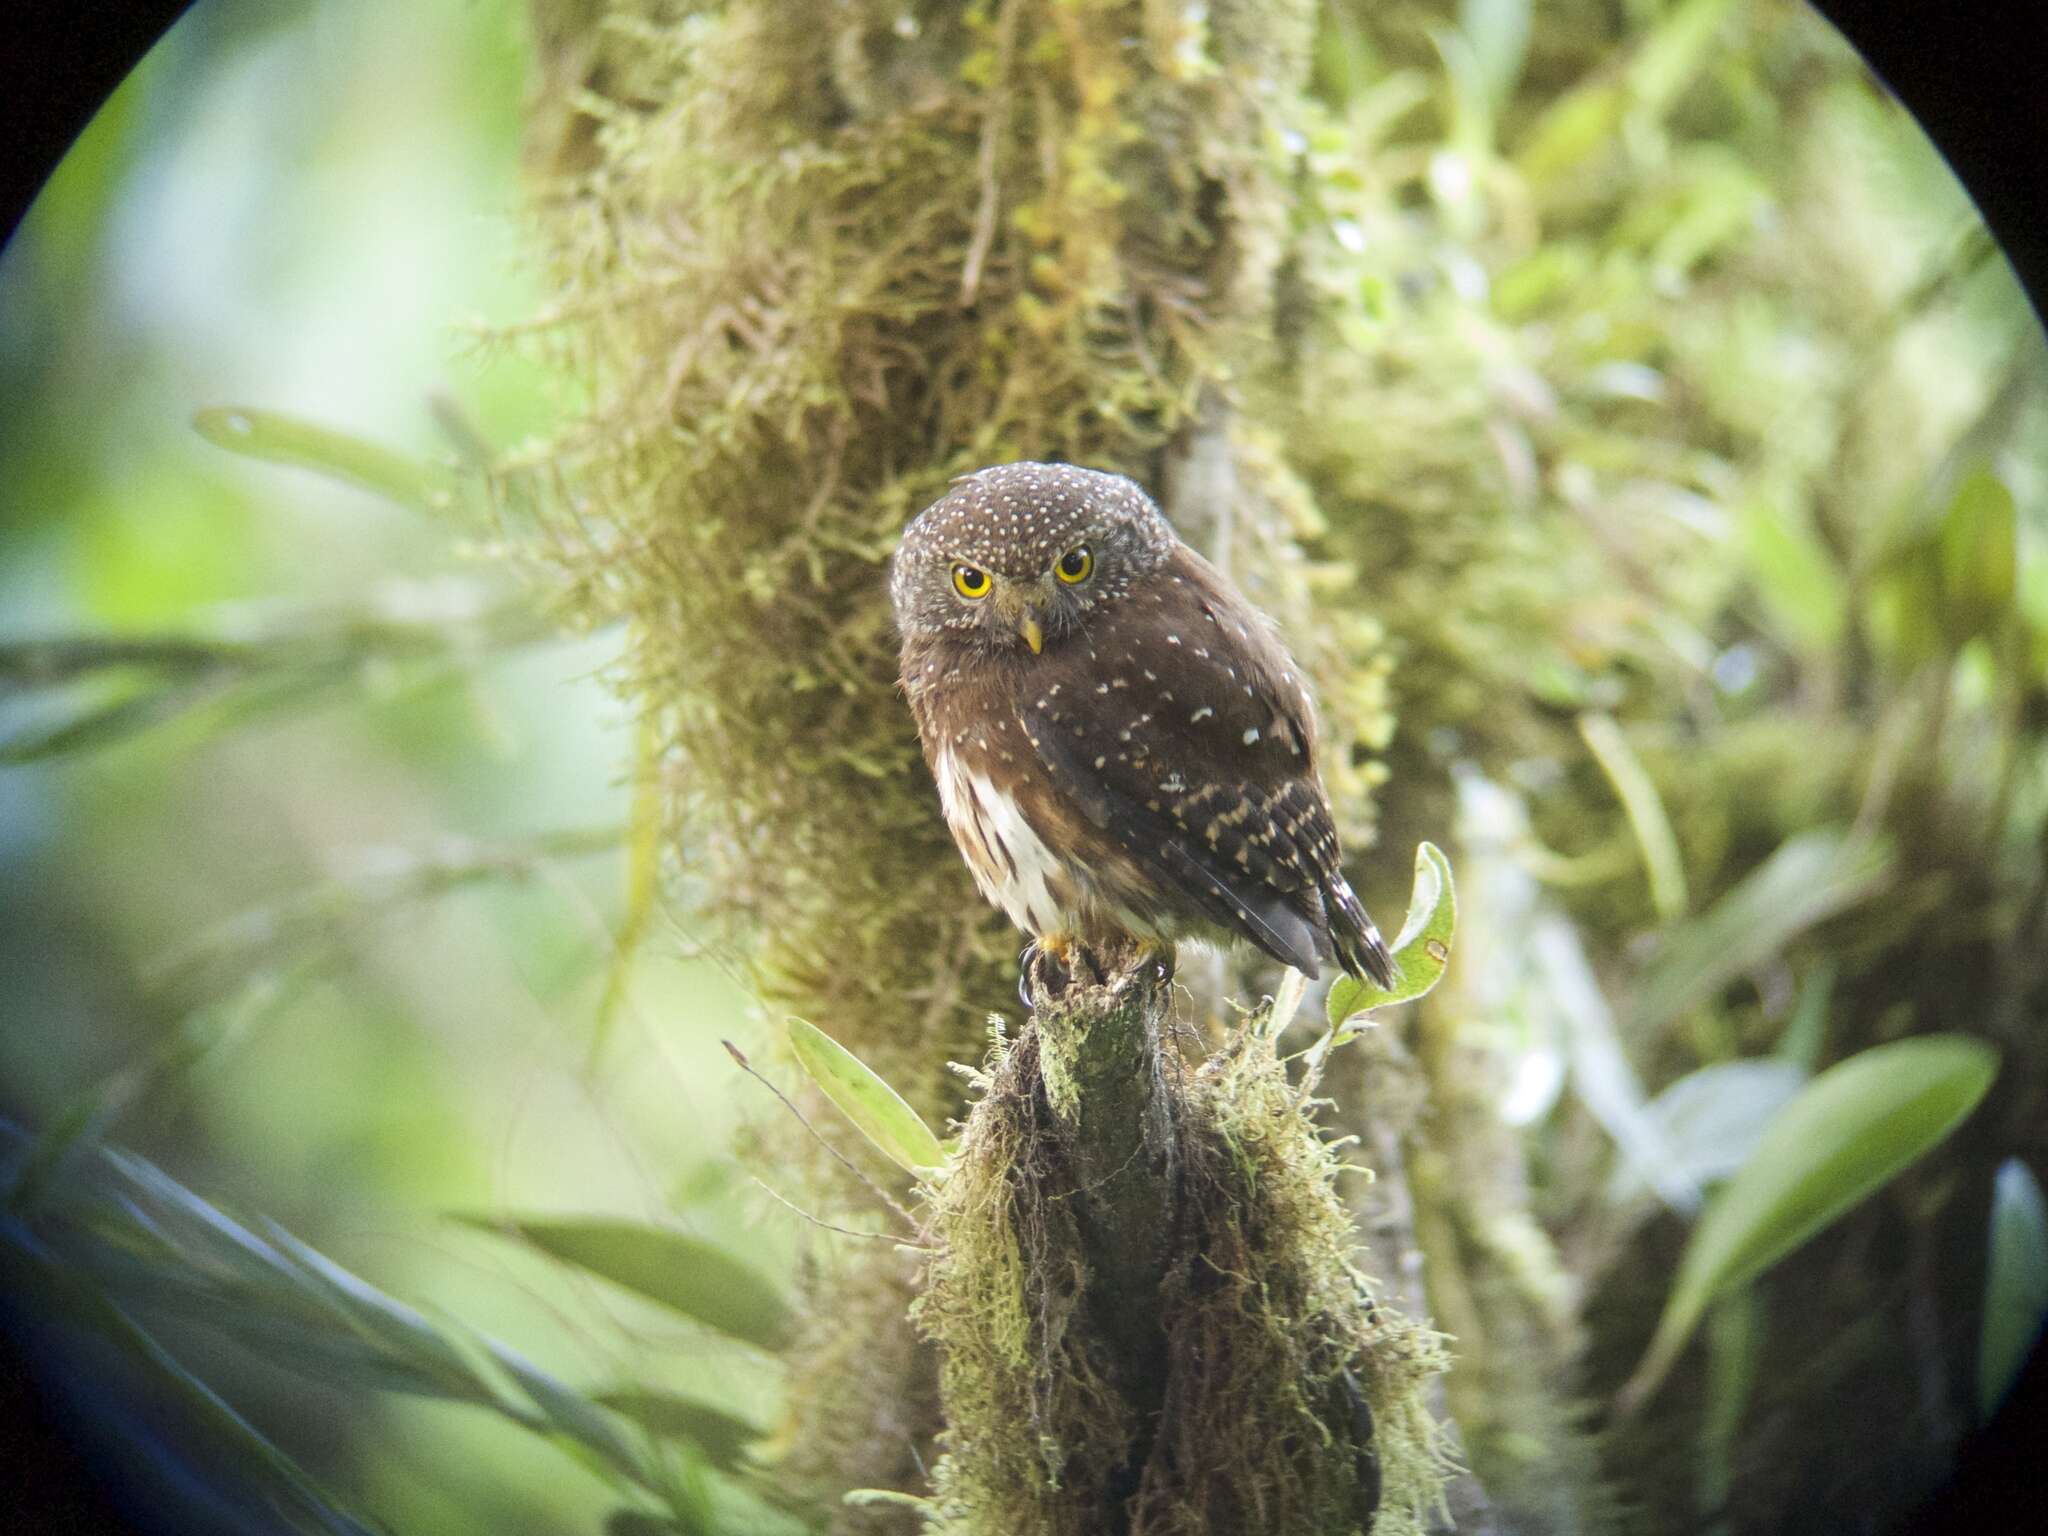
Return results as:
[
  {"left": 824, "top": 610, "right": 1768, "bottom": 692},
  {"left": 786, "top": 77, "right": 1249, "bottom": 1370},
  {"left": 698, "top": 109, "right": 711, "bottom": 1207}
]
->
[{"left": 994, "top": 578, "right": 1051, "bottom": 653}]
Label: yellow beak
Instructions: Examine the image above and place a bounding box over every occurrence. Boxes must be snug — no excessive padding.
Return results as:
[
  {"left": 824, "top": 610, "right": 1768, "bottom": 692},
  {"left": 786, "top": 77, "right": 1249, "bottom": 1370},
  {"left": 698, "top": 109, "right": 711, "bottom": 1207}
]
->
[{"left": 1018, "top": 616, "right": 1044, "bottom": 655}]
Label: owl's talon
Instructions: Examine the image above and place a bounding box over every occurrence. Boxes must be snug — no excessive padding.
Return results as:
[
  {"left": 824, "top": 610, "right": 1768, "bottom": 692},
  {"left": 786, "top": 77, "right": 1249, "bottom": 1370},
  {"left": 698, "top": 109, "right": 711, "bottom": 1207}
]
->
[
  {"left": 1023, "top": 936, "right": 1072, "bottom": 1004},
  {"left": 1017, "top": 941, "right": 1041, "bottom": 1009}
]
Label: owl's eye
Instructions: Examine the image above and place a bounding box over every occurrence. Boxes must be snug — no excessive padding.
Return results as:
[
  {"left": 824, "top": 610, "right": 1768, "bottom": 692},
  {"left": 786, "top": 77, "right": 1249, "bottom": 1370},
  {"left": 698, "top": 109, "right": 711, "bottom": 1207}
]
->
[
  {"left": 952, "top": 563, "right": 992, "bottom": 600},
  {"left": 1055, "top": 545, "right": 1093, "bottom": 584}
]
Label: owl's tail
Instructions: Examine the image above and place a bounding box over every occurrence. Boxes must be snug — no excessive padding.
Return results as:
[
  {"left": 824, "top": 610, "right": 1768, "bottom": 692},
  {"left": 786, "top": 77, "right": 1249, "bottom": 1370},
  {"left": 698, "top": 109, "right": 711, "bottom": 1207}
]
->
[{"left": 1326, "top": 877, "right": 1398, "bottom": 991}]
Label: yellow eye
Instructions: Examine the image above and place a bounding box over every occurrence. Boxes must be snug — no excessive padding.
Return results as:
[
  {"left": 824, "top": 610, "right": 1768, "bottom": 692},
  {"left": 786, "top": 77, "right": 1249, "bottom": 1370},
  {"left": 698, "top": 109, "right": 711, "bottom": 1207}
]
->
[
  {"left": 1056, "top": 545, "right": 1093, "bottom": 584},
  {"left": 952, "top": 563, "right": 991, "bottom": 600}
]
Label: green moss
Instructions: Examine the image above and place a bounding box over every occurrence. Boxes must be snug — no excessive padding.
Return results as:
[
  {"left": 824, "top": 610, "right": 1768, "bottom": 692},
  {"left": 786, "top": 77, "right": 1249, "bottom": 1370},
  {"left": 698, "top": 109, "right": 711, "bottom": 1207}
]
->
[{"left": 917, "top": 969, "right": 1448, "bottom": 1535}]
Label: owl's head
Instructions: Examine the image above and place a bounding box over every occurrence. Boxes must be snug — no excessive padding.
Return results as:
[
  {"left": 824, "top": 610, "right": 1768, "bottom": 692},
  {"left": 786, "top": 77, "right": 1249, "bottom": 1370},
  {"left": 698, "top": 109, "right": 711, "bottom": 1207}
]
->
[{"left": 889, "top": 462, "right": 1176, "bottom": 654}]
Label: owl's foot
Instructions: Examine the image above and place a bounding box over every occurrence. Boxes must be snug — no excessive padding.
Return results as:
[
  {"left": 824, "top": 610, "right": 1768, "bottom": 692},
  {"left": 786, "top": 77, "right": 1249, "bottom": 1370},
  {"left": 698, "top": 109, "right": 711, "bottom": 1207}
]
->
[
  {"left": 1021, "top": 934, "right": 1092, "bottom": 1007},
  {"left": 1016, "top": 942, "right": 1040, "bottom": 1009}
]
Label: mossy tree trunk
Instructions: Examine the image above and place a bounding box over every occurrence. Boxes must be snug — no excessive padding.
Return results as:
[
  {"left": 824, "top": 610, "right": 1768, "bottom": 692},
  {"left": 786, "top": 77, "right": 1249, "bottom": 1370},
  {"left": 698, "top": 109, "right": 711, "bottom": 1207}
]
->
[
  {"left": 518, "top": 1, "right": 1441, "bottom": 1529},
  {"left": 918, "top": 942, "right": 1445, "bottom": 1535}
]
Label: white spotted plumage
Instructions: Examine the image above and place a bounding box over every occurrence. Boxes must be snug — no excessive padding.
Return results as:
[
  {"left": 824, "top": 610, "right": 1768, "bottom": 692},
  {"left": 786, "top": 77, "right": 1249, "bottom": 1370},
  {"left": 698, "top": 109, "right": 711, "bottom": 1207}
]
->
[{"left": 892, "top": 462, "right": 1398, "bottom": 989}]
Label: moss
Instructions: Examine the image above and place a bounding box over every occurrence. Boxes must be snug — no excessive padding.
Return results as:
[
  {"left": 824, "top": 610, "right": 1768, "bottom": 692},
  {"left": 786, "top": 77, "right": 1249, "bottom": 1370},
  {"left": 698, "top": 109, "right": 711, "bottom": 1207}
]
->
[{"left": 917, "top": 958, "right": 1448, "bottom": 1535}]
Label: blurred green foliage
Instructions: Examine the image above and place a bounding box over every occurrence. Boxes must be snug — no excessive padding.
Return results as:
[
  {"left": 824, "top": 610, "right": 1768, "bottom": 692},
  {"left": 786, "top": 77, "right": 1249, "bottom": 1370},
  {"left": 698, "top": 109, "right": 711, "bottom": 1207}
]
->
[
  {"left": 2, "top": 0, "right": 2045, "bottom": 1533},
  {"left": 2, "top": 4, "right": 788, "bottom": 1533}
]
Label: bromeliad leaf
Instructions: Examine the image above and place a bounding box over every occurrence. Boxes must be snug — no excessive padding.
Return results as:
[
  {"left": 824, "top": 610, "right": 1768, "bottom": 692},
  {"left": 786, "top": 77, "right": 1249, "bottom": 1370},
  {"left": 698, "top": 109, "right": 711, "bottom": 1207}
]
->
[
  {"left": 786, "top": 1018, "right": 947, "bottom": 1176},
  {"left": 466, "top": 1217, "right": 793, "bottom": 1352},
  {"left": 1619, "top": 1034, "right": 1998, "bottom": 1413},
  {"left": 1325, "top": 842, "right": 1457, "bottom": 1027}
]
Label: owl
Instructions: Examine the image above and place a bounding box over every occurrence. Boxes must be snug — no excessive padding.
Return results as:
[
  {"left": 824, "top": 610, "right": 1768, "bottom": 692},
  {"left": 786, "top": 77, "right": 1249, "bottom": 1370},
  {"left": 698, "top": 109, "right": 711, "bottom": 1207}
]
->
[{"left": 889, "top": 462, "right": 1396, "bottom": 991}]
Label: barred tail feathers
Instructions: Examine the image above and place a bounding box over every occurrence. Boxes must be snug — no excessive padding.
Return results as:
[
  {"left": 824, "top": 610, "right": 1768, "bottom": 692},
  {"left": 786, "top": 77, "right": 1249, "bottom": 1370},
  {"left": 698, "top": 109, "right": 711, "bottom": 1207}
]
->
[{"left": 1326, "top": 877, "right": 1397, "bottom": 990}]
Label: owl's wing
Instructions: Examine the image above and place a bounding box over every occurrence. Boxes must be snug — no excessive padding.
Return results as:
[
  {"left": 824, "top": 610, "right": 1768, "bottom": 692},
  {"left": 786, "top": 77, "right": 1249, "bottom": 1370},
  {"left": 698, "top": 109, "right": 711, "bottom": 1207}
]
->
[{"left": 1015, "top": 552, "right": 1349, "bottom": 975}]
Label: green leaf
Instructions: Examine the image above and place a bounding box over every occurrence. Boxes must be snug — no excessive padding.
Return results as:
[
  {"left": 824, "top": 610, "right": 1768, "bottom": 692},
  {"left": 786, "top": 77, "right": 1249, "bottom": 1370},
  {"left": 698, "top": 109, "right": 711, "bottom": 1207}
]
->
[
  {"left": 1627, "top": 829, "right": 1891, "bottom": 1035},
  {"left": 1979, "top": 1157, "right": 2048, "bottom": 1423},
  {"left": 1605, "top": 1059, "right": 1807, "bottom": 1206},
  {"left": 595, "top": 1389, "right": 763, "bottom": 1471},
  {"left": 785, "top": 1018, "right": 947, "bottom": 1176},
  {"left": 1939, "top": 466, "right": 2018, "bottom": 643},
  {"left": 1324, "top": 842, "right": 1458, "bottom": 1027},
  {"left": 0, "top": 1225, "right": 381, "bottom": 1536},
  {"left": 1579, "top": 713, "right": 1688, "bottom": 920},
  {"left": 466, "top": 1217, "right": 793, "bottom": 1351},
  {"left": 193, "top": 406, "right": 453, "bottom": 511},
  {"left": 1620, "top": 1035, "right": 1999, "bottom": 1413}
]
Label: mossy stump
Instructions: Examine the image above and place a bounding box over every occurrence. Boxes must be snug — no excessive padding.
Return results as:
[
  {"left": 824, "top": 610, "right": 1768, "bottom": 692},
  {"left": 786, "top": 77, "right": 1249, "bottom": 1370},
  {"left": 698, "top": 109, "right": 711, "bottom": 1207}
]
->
[{"left": 916, "top": 943, "right": 1448, "bottom": 1536}]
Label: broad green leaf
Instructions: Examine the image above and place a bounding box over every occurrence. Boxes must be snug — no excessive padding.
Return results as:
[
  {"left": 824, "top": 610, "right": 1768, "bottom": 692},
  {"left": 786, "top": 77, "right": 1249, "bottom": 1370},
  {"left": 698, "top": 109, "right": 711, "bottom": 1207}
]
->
[
  {"left": 1939, "top": 466, "right": 2017, "bottom": 643},
  {"left": 1579, "top": 713, "right": 1688, "bottom": 920},
  {"left": 193, "top": 406, "right": 453, "bottom": 511},
  {"left": 1979, "top": 1158, "right": 2048, "bottom": 1422},
  {"left": 596, "top": 1389, "right": 763, "bottom": 1470},
  {"left": 1325, "top": 842, "right": 1458, "bottom": 1027},
  {"left": 1605, "top": 1059, "right": 1807, "bottom": 1206},
  {"left": 467, "top": 1217, "right": 792, "bottom": 1351},
  {"left": 1620, "top": 1035, "right": 1998, "bottom": 1412},
  {"left": 786, "top": 1018, "right": 947, "bottom": 1176},
  {"left": 1515, "top": 81, "right": 1622, "bottom": 185},
  {"left": 1627, "top": 830, "right": 1891, "bottom": 1035}
]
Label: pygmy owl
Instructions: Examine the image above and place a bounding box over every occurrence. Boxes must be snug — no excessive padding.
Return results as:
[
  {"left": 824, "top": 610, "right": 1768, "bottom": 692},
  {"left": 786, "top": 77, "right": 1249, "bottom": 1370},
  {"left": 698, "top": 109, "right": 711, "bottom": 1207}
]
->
[{"left": 889, "top": 462, "right": 1395, "bottom": 990}]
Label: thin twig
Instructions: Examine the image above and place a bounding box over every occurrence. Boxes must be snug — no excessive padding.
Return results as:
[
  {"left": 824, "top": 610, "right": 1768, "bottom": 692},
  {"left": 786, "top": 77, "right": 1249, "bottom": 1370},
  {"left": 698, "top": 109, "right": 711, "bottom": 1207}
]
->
[
  {"left": 721, "top": 1040, "right": 920, "bottom": 1232},
  {"left": 748, "top": 1175, "right": 930, "bottom": 1249}
]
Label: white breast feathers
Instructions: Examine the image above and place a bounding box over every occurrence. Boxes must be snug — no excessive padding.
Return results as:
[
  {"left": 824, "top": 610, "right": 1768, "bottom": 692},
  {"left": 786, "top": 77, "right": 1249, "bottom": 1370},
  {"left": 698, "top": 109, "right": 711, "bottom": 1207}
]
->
[{"left": 932, "top": 747, "right": 1072, "bottom": 939}]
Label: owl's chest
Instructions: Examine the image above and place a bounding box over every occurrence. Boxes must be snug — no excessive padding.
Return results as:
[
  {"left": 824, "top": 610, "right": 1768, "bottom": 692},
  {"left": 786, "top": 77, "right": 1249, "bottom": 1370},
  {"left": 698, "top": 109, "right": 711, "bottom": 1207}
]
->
[
  {"left": 906, "top": 654, "right": 1101, "bottom": 935},
  {"left": 929, "top": 739, "right": 1077, "bottom": 937}
]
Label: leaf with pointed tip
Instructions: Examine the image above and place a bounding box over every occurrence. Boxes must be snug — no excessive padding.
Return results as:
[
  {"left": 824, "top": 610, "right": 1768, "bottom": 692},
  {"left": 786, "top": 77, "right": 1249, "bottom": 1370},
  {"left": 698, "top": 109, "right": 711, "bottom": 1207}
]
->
[
  {"left": 786, "top": 1019, "right": 947, "bottom": 1176},
  {"left": 1325, "top": 843, "right": 1457, "bottom": 1027},
  {"left": 463, "top": 1217, "right": 792, "bottom": 1352},
  {"left": 1620, "top": 1035, "right": 1998, "bottom": 1413}
]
